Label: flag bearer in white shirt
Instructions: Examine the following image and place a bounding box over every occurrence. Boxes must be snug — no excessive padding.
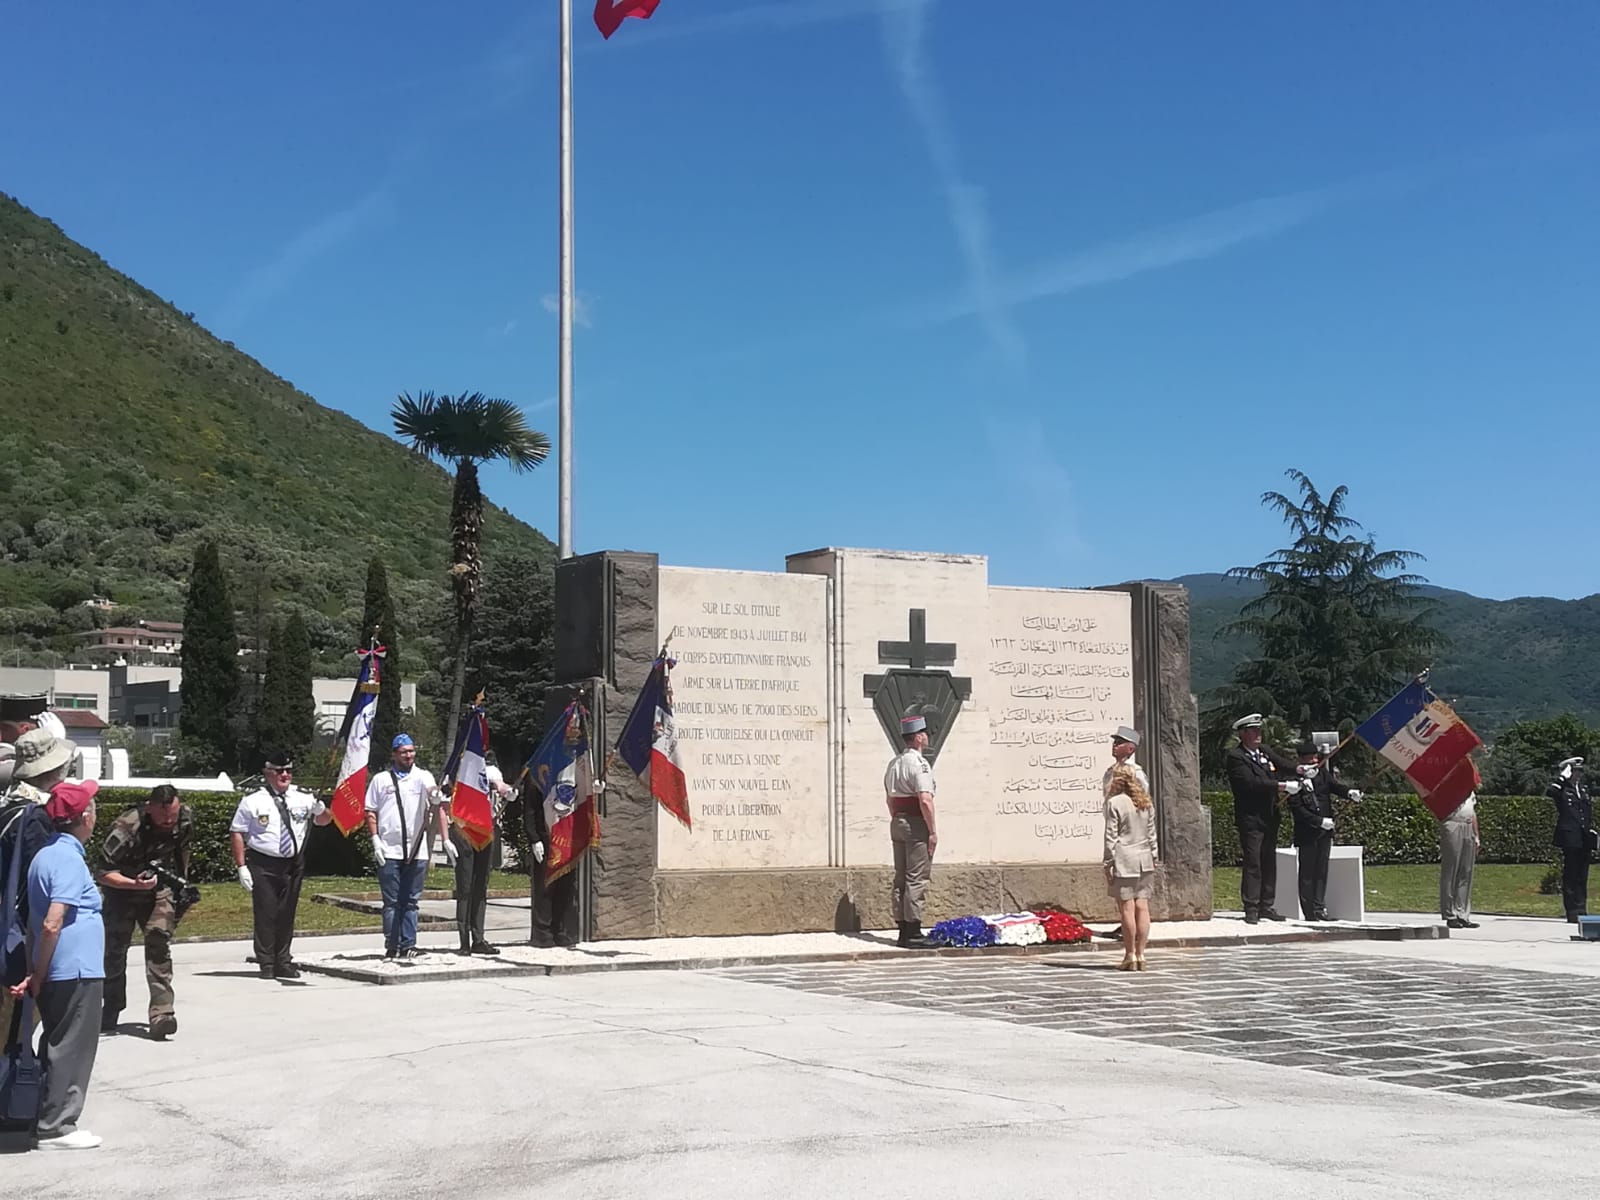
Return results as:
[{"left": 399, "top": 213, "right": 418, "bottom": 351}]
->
[{"left": 364, "top": 734, "right": 450, "bottom": 962}]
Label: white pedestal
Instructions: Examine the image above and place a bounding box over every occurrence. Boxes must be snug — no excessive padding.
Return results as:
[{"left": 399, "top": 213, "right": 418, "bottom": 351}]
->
[{"left": 1275, "top": 845, "right": 1366, "bottom": 922}]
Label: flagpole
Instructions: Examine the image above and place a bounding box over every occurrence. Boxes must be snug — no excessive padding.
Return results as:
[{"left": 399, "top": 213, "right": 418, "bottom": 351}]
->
[{"left": 557, "top": 0, "right": 576, "bottom": 560}]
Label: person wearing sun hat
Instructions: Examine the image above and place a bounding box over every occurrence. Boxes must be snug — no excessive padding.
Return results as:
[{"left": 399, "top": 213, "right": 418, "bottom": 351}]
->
[
  {"left": 10, "top": 778, "right": 106, "bottom": 1150},
  {"left": 884, "top": 714, "right": 938, "bottom": 948},
  {"left": 3, "top": 727, "right": 80, "bottom": 1048}
]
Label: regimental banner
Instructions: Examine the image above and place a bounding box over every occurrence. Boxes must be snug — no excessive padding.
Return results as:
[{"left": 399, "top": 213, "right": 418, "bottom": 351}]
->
[{"left": 1355, "top": 680, "right": 1482, "bottom": 818}]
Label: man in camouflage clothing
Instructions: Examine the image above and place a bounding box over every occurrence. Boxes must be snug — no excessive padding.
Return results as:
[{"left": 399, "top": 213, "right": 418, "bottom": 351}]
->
[{"left": 96, "top": 784, "right": 194, "bottom": 1039}]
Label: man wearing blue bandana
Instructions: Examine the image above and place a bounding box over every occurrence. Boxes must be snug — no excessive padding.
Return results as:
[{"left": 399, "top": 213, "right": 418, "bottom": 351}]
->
[{"left": 364, "top": 734, "right": 447, "bottom": 963}]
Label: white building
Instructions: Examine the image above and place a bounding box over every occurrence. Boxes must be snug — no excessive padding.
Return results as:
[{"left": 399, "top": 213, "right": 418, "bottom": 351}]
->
[{"left": 0, "top": 666, "right": 111, "bottom": 720}]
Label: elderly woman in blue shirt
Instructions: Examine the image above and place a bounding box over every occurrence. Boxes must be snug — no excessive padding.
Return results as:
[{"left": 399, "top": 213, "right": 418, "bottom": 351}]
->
[{"left": 10, "top": 777, "right": 106, "bottom": 1151}]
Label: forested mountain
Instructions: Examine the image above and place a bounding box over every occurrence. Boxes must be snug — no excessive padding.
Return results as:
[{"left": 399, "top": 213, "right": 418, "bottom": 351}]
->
[
  {"left": 1177, "top": 573, "right": 1600, "bottom": 736},
  {"left": 0, "top": 191, "right": 552, "bottom": 672}
]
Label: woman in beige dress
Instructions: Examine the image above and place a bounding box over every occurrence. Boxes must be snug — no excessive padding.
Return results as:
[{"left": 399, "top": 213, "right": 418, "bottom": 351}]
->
[{"left": 1104, "top": 763, "right": 1158, "bottom": 970}]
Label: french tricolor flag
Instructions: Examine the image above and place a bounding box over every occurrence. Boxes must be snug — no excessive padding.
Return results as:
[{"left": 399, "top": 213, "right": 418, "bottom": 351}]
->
[
  {"left": 444, "top": 705, "right": 495, "bottom": 852},
  {"left": 616, "top": 655, "right": 690, "bottom": 829},
  {"left": 1355, "top": 680, "right": 1482, "bottom": 818},
  {"left": 329, "top": 648, "right": 382, "bottom": 835}
]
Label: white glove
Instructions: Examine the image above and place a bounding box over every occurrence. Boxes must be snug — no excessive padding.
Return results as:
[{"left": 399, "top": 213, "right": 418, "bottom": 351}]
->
[
  {"left": 311, "top": 798, "right": 327, "bottom": 817},
  {"left": 531, "top": 841, "right": 546, "bottom": 864},
  {"left": 237, "top": 865, "right": 253, "bottom": 892},
  {"left": 1320, "top": 817, "right": 1335, "bottom": 831},
  {"left": 1347, "top": 790, "right": 1364, "bottom": 803},
  {"left": 442, "top": 837, "right": 458, "bottom": 865},
  {"left": 371, "top": 836, "right": 388, "bottom": 870},
  {"left": 1561, "top": 764, "right": 1573, "bottom": 781},
  {"left": 1281, "top": 780, "right": 1302, "bottom": 796}
]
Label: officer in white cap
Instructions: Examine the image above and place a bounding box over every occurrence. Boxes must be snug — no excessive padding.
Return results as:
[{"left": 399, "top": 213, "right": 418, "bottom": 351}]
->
[
  {"left": 884, "top": 714, "right": 938, "bottom": 948},
  {"left": 1223, "top": 713, "right": 1299, "bottom": 924},
  {"left": 1549, "top": 756, "right": 1594, "bottom": 923}
]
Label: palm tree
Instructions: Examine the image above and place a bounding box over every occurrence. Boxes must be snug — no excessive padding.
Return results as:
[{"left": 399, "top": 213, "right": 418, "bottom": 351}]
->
[{"left": 392, "top": 390, "right": 550, "bottom": 752}]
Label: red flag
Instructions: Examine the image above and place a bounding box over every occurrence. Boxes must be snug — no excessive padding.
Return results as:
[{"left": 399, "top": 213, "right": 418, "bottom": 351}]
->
[{"left": 594, "top": 0, "right": 661, "bottom": 39}]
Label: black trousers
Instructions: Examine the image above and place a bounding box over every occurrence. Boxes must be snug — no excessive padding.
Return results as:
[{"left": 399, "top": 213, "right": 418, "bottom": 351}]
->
[
  {"left": 530, "top": 867, "right": 578, "bottom": 947},
  {"left": 247, "top": 848, "right": 303, "bottom": 971},
  {"left": 1238, "top": 821, "right": 1279, "bottom": 914},
  {"left": 452, "top": 829, "right": 493, "bottom": 948},
  {"left": 1561, "top": 847, "right": 1590, "bottom": 918},
  {"left": 1296, "top": 832, "right": 1331, "bottom": 917}
]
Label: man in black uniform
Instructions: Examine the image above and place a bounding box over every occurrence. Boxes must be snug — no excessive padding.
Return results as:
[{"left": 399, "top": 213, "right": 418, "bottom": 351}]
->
[
  {"left": 1287, "top": 741, "right": 1363, "bottom": 921},
  {"left": 1224, "top": 713, "right": 1298, "bottom": 924},
  {"left": 1549, "top": 756, "right": 1595, "bottom": 924},
  {"left": 523, "top": 774, "right": 578, "bottom": 948}
]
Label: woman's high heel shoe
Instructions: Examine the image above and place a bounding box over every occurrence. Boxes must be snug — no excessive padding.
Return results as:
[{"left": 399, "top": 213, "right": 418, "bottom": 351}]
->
[
  {"left": 1135, "top": 956, "right": 1148, "bottom": 971},
  {"left": 1117, "top": 957, "right": 1136, "bottom": 971}
]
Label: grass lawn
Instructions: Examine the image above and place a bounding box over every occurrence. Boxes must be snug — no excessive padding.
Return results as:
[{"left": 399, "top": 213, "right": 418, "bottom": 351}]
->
[
  {"left": 1211, "top": 863, "right": 1562, "bottom": 918},
  {"left": 176, "top": 870, "right": 527, "bottom": 942}
]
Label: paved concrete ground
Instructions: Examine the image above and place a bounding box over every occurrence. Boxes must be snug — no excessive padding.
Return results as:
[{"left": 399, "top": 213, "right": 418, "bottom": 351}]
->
[{"left": 9, "top": 914, "right": 1599, "bottom": 1198}]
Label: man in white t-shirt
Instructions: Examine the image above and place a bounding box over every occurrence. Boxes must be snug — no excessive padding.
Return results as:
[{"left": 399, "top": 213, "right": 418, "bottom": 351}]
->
[{"left": 363, "top": 734, "right": 449, "bottom": 962}]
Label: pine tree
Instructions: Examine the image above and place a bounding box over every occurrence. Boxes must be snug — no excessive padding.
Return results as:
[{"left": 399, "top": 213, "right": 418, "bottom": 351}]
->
[
  {"left": 361, "top": 558, "right": 404, "bottom": 772},
  {"left": 1204, "top": 470, "right": 1445, "bottom": 755},
  {"left": 178, "top": 541, "right": 241, "bottom": 770}
]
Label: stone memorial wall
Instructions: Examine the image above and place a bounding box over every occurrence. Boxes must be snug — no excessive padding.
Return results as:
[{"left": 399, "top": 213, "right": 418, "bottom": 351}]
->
[
  {"left": 656, "top": 567, "right": 830, "bottom": 870},
  {"left": 555, "top": 547, "right": 1207, "bottom": 939}
]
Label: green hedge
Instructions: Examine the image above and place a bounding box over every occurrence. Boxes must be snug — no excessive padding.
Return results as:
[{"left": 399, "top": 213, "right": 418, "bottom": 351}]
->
[
  {"left": 89, "top": 787, "right": 535, "bottom": 882},
  {"left": 1203, "top": 791, "right": 1557, "bottom": 867},
  {"left": 91, "top": 788, "right": 374, "bottom": 882}
]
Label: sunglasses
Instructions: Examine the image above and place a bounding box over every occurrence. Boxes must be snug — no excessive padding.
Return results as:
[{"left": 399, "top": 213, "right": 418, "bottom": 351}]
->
[{"left": 266, "top": 765, "right": 295, "bottom": 774}]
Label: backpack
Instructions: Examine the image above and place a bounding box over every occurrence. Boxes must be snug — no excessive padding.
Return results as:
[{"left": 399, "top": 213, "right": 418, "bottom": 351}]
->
[
  {"left": 0, "top": 807, "right": 44, "bottom": 1149},
  {"left": 0, "top": 801, "right": 53, "bottom": 989}
]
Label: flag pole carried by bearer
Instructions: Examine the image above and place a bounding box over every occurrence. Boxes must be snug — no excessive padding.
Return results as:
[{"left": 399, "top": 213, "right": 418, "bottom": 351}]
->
[
  {"left": 329, "top": 632, "right": 384, "bottom": 835},
  {"left": 523, "top": 697, "right": 601, "bottom": 884},
  {"left": 443, "top": 693, "right": 496, "bottom": 852},
  {"left": 615, "top": 640, "right": 690, "bottom": 829}
]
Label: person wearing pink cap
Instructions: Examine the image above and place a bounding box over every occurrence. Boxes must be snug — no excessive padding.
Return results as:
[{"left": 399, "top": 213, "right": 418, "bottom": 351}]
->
[
  {"left": 884, "top": 714, "right": 938, "bottom": 948},
  {"left": 9, "top": 778, "right": 105, "bottom": 1150}
]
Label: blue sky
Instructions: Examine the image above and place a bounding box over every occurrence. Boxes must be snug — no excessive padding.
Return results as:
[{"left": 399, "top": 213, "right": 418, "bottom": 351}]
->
[{"left": 7, "top": 1, "right": 1599, "bottom": 600}]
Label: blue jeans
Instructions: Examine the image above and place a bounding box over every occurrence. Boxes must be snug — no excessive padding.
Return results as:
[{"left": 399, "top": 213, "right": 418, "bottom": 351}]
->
[{"left": 376, "top": 858, "right": 427, "bottom": 955}]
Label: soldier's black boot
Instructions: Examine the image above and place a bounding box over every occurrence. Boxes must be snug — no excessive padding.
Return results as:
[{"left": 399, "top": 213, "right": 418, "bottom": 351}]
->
[{"left": 898, "top": 922, "right": 932, "bottom": 949}]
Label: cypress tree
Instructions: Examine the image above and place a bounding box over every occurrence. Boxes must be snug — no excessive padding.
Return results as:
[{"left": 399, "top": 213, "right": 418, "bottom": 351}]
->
[
  {"left": 281, "top": 612, "right": 315, "bottom": 756},
  {"left": 361, "top": 558, "right": 403, "bottom": 771},
  {"left": 259, "top": 614, "right": 315, "bottom": 760},
  {"left": 179, "top": 541, "right": 241, "bottom": 769}
]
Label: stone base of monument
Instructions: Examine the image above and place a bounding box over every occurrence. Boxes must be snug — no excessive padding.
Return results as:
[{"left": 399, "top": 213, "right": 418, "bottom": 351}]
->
[
  {"left": 653, "top": 863, "right": 1212, "bottom": 937},
  {"left": 290, "top": 915, "right": 1450, "bottom": 985}
]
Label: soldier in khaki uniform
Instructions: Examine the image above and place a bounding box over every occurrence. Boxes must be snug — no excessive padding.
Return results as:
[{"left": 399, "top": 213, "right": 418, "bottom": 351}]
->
[
  {"left": 884, "top": 714, "right": 938, "bottom": 948},
  {"left": 97, "top": 784, "right": 194, "bottom": 1039}
]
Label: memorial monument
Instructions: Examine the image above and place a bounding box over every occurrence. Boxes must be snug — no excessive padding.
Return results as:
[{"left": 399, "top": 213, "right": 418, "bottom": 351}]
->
[{"left": 554, "top": 547, "right": 1209, "bottom": 938}]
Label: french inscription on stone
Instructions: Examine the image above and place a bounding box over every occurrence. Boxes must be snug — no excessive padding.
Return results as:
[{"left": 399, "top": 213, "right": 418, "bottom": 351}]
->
[
  {"left": 656, "top": 567, "right": 831, "bottom": 870},
  {"left": 985, "top": 587, "right": 1134, "bottom": 863}
]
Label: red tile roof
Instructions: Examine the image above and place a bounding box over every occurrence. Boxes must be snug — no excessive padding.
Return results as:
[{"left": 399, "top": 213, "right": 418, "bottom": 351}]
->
[{"left": 51, "top": 709, "right": 108, "bottom": 730}]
